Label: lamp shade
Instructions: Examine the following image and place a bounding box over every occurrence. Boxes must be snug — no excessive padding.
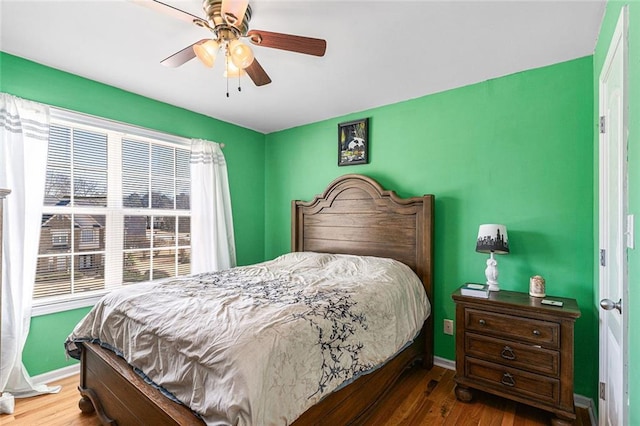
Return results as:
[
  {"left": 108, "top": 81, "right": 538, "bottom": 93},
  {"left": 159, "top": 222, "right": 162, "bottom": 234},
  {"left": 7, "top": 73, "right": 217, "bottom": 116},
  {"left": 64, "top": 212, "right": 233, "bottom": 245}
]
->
[
  {"left": 229, "top": 39, "right": 254, "bottom": 69},
  {"left": 194, "top": 39, "right": 220, "bottom": 68},
  {"left": 224, "top": 60, "right": 246, "bottom": 78},
  {"left": 476, "top": 224, "right": 509, "bottom": 254}
]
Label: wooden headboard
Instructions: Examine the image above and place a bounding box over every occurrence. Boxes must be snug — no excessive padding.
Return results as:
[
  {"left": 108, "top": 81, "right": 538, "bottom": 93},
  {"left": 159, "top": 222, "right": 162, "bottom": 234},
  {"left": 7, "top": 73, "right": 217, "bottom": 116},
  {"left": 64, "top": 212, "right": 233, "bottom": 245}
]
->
[{"left": 291, "top": 173, "right": 434, "bottom": 309}]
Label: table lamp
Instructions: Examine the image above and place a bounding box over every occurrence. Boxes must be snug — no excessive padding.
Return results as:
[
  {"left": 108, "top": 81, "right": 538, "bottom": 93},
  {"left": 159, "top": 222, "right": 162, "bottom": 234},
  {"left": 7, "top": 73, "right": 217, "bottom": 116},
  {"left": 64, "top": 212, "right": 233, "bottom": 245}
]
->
[{"left": 475, "top": 224, "right": 509, "bottom": 291}]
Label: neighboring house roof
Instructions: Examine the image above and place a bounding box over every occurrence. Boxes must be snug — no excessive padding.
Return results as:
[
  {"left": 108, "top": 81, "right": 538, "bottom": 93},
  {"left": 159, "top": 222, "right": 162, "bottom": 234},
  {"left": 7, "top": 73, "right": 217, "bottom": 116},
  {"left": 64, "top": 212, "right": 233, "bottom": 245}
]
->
[{"left": 41, "top": 213, "right": 103, "bottom": 229}]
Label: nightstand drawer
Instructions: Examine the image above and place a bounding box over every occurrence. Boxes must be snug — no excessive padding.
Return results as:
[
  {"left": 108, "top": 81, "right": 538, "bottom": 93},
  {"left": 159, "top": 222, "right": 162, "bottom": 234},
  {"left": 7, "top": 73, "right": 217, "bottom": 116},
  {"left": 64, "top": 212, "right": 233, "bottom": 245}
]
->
[
  {"left": 465, "top": 333, "right": 559, "bottom": 377},
  {"left": 466, "top": 357, "right": 559, "bottom": 404},
  {"left": 465, "top": 308, "right": 559, "bottom": 348}
]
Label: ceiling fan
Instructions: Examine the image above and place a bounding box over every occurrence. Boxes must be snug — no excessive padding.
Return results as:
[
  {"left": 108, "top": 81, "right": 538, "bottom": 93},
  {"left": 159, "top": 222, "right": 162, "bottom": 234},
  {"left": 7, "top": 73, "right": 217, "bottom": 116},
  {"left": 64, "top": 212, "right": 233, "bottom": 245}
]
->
[{"left": 137, "top": 0, "right": 327, "bottom": 90}]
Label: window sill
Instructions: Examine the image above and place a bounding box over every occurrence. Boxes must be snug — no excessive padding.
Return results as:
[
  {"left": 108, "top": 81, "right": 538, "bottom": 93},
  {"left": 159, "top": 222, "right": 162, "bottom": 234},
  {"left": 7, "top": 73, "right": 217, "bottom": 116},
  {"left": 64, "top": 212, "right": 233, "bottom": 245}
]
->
[{"left": 31, "top": 292, "right": 107, "bottom": 317}]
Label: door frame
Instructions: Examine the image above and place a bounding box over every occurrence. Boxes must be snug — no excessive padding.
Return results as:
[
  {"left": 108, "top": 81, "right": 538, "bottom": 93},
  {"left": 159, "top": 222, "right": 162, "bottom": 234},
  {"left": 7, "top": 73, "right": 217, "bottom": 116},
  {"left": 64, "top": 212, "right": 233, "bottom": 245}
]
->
[{"left": 598, "top": 5, "right": 629, "bottom": 425}]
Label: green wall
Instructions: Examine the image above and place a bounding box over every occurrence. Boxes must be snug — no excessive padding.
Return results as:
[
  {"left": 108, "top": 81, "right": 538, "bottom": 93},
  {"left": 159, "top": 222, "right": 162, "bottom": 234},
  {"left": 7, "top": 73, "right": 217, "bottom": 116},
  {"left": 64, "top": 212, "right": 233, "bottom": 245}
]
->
[
  {"left": 0, "top": 52, "right": 266, "bottom": 375},
  {"left": 264, "top": 57, "right": 597, "bottom": 400},
  {"left": 22, "top": 308, "right": 93, "bottom": 375},
  {"left": 594, "top": 2, "right": 640, "bottom": 423}
]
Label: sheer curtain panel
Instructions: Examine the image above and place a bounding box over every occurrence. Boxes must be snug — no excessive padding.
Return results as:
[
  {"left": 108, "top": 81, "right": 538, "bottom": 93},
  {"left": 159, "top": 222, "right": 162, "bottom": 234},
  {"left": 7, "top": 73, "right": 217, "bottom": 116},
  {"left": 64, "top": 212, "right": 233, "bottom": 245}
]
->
[
  {"left": 0, "top": 93, "right": 60, "bottom": 406},
  {"left": 190, "top": 139, "right": 236, "bottom": 273}
]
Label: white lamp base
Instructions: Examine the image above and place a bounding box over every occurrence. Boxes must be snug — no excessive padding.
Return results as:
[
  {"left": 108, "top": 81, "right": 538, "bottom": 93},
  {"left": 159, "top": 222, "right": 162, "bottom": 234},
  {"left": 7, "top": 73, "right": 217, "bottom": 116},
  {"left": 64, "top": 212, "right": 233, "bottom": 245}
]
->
[
  {"left": 484, "top": 252, "right": 500, "bottom": 291},
  {"left": 486, "top": 282, "right": 500, "bottom": 292}
]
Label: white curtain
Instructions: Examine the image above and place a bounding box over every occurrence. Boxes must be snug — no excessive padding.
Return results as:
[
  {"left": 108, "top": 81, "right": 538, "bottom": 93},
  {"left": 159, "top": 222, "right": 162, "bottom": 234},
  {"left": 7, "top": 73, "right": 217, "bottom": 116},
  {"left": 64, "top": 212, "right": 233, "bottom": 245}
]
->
[
  {"left": 190, "top": 139, "right": 236, "bottom": 273},
  {"left": 0, "top": 93, "right": 60, "bottom": 403}
]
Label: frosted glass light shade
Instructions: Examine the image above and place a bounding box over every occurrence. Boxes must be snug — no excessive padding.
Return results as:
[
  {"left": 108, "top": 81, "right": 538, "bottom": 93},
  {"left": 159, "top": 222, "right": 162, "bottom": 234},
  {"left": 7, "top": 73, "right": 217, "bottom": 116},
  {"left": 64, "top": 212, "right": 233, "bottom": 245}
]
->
[
  {"left": 194, "top": 40, "right": 220, "bottom": 68},
  {"left": 229, "top": 40, "right": 254, "bottom": 69},
  {"left": 224, "top": 60, "right": 246, "bottom": 77}
]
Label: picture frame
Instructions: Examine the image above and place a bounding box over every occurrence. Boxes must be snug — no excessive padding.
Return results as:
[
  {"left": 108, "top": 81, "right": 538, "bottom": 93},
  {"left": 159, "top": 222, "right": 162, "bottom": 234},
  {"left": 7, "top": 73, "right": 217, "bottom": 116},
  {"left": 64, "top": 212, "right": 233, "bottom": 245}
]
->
[{"left": 338, "top": 118, "right": 369, "bottom": 166}]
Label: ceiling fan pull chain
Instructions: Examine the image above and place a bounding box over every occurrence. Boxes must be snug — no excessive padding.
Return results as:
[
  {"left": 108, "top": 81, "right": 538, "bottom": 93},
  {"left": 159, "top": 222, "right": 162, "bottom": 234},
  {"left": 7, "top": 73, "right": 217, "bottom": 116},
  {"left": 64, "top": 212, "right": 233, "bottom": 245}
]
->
[
  {"left": 226, "top": 52, "right": 230, "bottom": 98},
  {"left": 238, "top": 73, "right": 242, "bottom": 92}
]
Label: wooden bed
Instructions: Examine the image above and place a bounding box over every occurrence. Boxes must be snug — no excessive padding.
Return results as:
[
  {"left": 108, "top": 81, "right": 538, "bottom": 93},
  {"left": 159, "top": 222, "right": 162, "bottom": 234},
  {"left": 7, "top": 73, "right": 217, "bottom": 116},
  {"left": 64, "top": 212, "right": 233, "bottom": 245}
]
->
[{"left": 76, "top": 174, "right": 434, "bottom": 425}]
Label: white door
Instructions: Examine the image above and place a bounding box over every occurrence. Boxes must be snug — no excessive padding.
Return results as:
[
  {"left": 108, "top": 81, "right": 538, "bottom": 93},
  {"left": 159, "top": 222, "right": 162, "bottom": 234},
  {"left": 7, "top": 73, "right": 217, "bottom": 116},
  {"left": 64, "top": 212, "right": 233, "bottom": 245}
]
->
[{"left": 598, "top": 6, "right": 629, "bottom": 426}]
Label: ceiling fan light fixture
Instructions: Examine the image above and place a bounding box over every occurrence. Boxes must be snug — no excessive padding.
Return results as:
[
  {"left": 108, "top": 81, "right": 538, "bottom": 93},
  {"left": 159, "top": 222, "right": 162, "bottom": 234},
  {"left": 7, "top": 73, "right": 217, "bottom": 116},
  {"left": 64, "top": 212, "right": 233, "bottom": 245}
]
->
[
  {"left": 194, "top": 39, "right": 220, "bottom": 68},
  {"left": 228, "top": 39, "right": 254, "bottom": 69}
]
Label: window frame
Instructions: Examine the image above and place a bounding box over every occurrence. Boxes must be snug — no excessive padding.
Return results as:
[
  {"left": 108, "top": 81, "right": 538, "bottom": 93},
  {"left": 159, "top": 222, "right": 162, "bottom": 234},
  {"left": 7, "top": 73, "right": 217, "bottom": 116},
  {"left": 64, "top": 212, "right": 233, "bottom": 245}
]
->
[{"left": 32, "top": 108, "right": 192, "bottom": 317}]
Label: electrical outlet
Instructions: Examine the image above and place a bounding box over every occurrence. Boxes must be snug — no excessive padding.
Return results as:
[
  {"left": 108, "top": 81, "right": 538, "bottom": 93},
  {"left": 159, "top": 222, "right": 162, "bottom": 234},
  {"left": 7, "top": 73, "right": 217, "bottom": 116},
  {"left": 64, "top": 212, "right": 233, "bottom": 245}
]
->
[{"left": 443, "top": 319, "right": 454, "bottom": 335}]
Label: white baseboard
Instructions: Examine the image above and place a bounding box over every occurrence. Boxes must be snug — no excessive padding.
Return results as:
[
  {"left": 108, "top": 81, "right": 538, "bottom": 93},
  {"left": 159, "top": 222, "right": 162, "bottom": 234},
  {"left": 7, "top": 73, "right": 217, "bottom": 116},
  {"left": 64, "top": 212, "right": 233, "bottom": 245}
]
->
[
  {"left": 574, "top": 394, "right": 597, "bottom": 426},
  {"left": 31, "top": 363, "right": 79, "bottom": 386},
  {"left": 433, "top": 357, "right": 597, "bottom": 426},
  {"left": 434, "top": 355, "right": 455, "bottom": 371}
]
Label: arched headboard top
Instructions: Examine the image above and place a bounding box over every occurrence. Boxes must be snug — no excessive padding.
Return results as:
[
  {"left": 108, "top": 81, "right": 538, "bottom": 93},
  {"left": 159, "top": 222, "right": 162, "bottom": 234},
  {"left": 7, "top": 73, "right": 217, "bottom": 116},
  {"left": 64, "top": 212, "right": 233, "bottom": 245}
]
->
[
  {"left": 291, "top": 174, "right": 434, "bottom": 302},
  {"left": 295, "top": 174, "right": 425, "bottom": 214}
]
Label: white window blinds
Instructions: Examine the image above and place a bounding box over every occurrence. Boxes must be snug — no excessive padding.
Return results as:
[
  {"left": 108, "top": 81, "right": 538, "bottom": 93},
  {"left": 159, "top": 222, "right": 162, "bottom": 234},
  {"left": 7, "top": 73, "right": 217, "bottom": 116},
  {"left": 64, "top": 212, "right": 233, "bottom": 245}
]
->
[{"left": 34, "top": 115, "right": 191, "bottom": 305}]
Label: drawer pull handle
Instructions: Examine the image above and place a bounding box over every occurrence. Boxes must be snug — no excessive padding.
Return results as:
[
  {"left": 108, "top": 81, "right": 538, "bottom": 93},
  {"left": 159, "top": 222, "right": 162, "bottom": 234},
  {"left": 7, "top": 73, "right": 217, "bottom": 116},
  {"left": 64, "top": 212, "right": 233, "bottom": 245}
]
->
[
  {"left": 501, "top": 372, "right": 516, "bottom": 387},
  {"left": 532, "top": 329, "right": 541, "bottom": 336},
  {"left": 478, "top": 319, "right": 486, "bottom": 326},
  {"left": 501, "top": 346, "right": 516, "bottom": 360}
]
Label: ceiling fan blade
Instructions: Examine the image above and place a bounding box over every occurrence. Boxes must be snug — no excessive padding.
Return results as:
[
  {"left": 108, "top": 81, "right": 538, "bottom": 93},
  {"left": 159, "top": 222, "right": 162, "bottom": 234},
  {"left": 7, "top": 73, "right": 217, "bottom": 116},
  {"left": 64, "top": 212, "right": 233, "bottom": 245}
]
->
[
  {"left": 247, "top": 30, "right": 326, "bottom": 57},
  {"left": 221, "top": 0, "right": 249, "bottom": 28},
  {"left": 132, "top": 0, "right": 210, "bottom": 29},
  {"left": 245, "top": 59, "right": 272, "bottom": 86},
  {"left": 161, "top": 39, "right": 209, "bottom": 68}
]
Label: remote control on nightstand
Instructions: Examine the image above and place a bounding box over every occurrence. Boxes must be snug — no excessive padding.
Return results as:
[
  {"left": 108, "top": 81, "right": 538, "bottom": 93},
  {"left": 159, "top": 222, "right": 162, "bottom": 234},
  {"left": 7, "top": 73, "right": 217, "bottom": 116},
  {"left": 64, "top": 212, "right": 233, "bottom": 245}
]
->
[{"left": 541, "top": 299, "right": 564, "bottom": 307}]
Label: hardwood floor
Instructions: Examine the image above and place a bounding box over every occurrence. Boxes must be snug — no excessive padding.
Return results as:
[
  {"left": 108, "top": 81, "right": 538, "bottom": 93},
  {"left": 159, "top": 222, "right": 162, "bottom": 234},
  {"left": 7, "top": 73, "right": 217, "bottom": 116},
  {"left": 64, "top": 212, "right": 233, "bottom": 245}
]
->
[{"left": 1, "top": 365, "right": 591, "bottom": 425}]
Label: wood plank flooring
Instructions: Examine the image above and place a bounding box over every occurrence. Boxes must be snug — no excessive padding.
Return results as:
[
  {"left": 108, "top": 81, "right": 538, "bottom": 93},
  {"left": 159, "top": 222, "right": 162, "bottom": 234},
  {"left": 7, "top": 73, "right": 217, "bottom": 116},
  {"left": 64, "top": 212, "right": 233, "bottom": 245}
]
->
[{"left": 1, "top": 365, "right": 591, "bottom": 425}]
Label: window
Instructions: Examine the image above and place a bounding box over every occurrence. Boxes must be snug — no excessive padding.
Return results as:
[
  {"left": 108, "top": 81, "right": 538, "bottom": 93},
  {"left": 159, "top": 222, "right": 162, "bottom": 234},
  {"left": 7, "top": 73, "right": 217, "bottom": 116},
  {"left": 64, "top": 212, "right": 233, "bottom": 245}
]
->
[
  {"left": 80, "top": 228, "right": 99, "bottom": 247},
  {"left": 51, "top": 230, "right": 70, "bottom": 247},
  {"left": 34, "top": 112, "right": 191, "bottom": 312}
]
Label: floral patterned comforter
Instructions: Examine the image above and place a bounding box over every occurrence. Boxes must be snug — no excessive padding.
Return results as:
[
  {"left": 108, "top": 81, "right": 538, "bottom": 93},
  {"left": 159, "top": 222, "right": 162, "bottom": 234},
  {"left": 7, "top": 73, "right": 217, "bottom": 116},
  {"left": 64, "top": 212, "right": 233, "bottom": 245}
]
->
[{"left": 66, "top": 251, "right": 430, "bottom": 425}]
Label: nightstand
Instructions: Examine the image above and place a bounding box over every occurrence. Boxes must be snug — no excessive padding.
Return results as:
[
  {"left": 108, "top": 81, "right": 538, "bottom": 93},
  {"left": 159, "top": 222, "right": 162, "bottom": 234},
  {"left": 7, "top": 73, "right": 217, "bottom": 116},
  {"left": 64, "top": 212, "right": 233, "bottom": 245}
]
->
[{"left": 452, "top": 287, "right": 581, "bottom": 426}]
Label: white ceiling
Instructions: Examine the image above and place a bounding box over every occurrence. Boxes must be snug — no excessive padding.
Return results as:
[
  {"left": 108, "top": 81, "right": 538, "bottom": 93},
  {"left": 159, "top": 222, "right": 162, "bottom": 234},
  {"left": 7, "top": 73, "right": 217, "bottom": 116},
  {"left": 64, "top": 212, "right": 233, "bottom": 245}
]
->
[{"left": 1, "top": 0, "right": 605, "bottom": 134}]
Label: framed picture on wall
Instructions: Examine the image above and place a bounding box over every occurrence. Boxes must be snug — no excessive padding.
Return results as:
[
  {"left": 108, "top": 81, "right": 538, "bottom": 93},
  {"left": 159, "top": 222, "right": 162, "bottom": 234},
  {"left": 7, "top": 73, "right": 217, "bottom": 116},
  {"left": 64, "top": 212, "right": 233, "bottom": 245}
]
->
[{"left": 338, "top": 118, "right": 369, "bottom": 166}]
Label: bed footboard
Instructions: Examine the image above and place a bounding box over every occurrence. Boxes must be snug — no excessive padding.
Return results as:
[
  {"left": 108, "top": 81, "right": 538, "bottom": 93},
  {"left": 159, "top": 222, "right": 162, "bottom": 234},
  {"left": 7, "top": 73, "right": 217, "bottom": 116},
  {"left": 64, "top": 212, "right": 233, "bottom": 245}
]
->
[
  {"left": 78, "top": 341, "right": 204, "bottom": 425},
  {"left": 78, "top": 333, "right": 426, "bottom": 426}
]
